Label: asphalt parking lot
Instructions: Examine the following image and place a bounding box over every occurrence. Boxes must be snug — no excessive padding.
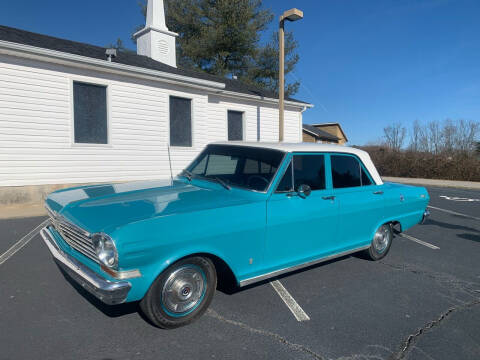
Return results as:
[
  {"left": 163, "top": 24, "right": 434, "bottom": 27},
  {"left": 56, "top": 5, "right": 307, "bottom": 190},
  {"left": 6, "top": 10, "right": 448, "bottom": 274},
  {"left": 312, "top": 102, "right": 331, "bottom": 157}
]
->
[{"left": 0, "top": 186, "right": 479, "bottom": 360}]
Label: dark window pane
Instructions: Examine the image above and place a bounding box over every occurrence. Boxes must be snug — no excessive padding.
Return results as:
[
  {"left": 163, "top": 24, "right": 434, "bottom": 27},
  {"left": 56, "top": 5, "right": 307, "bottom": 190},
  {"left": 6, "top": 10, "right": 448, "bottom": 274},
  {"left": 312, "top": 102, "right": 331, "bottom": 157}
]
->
[
  {"left": 293, "top": 155, "right": 325, "bottom": 191},
  {"left": 73, "top": 82, "right": 107, "bottom": 144},
  {"left": 361, "top": 167, "right": 372, "bottom": 186},
  {"left": 170, "top": 96, "right": 192, "bottom": 147},
  {"left": 228, "top": 110, "right": 243, "bottom": 141},
  {"left": 261, "top": 162, "right": 276, "bottom": 174},
  {"left": 331, "top": 155, "right": 361, "bottom": 188},
  {"left": 275, "top": 162, "right": 293, "bottom": 193},
  {"left": 244, "top": 159, "right": 259, "bottom": 174}
]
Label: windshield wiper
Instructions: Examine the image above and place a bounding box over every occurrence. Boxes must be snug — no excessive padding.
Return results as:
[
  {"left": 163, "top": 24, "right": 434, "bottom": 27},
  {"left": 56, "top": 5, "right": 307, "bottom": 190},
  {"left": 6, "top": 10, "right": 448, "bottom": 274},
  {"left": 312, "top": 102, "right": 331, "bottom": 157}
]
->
[
  {"left": 181, "top": 169, "right": 193, "bottom": 181},
  {"left": 212, "top": 177, "right": 231, "bottom": 190}
]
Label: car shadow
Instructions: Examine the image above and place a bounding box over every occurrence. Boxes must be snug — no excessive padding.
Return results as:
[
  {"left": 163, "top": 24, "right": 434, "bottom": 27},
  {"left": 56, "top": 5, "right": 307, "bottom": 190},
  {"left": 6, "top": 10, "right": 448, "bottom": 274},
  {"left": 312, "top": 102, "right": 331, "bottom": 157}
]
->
[
  {"left": 457, "top": 233, "right": 480, "bottom": 243},
  {"left": 424, "top": 218, "right": 479, "bottom": 233}
]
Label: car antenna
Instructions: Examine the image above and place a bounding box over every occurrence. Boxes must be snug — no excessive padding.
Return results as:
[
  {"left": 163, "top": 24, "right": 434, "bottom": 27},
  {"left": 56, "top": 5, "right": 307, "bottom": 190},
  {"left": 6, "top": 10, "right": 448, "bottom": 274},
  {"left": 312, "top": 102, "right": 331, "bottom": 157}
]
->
[{"left": 167, "top": 144, "right": 174, "bottom": 185}]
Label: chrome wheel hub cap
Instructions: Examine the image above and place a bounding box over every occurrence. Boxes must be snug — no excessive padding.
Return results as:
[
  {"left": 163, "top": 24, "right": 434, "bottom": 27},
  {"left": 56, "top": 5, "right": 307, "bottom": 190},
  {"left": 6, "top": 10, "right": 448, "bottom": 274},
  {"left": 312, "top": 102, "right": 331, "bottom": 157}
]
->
[
  {"left": 162, "top": 265, "right": 206, "bottom": 315},
  {"left": 373, "top": 226, "right": 390, "bottom": 253}
]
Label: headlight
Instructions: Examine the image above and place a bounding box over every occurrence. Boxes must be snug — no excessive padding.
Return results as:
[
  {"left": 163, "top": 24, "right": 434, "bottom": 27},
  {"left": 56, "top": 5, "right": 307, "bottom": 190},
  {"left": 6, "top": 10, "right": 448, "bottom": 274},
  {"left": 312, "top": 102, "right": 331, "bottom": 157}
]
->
[{"left": 92, "top": 233, "right": 118, "bottom": 269}]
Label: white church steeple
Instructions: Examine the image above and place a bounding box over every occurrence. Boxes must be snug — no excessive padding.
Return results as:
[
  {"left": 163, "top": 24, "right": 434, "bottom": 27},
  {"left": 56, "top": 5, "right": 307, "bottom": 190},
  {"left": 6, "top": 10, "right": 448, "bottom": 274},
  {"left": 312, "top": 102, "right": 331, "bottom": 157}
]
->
[{"left": 133, "top": 0, "right": 178, "bottom": 67}]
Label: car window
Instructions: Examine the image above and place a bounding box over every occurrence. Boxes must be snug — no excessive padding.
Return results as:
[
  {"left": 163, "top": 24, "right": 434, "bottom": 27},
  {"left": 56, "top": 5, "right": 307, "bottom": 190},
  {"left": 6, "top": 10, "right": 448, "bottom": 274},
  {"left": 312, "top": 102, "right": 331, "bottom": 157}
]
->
[
  {"left": 293, "top": 155, "right": 325, "bottom": 190},
  {"left": 187, "top": 144, "right": 284, "bottom": 192},
  {"left": 331, "top": 155, "right": 365, "bottom": 188},
  {"left": 361, "top": 167, "right": 373, "bottom": 186},
  {"left": 205, "top": 154, "right": 238, "bottom": 175},
  {"left": 244, "top": 159, "right": 277, "bottom": 175},
  {"left": 275, "top": 161, "right": 293, "bottom": 193}
]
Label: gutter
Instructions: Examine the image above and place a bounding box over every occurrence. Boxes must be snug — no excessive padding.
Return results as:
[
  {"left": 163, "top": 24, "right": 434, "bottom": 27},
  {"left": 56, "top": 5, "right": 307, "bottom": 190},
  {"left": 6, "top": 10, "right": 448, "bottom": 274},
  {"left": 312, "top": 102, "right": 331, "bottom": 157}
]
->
[
  {"left": 218, "top": 90, "right": 314, "bottom": 110},
  {"left": 0, "top": 40, "right": 225, "bottom": 92}
]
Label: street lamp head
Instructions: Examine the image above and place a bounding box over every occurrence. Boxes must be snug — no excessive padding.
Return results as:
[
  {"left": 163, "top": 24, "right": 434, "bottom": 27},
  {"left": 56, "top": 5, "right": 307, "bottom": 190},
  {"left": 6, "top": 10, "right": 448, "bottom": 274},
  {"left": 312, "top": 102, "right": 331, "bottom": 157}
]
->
[{"left": 281, "top": 8, "right": 303, "bottom": 22}]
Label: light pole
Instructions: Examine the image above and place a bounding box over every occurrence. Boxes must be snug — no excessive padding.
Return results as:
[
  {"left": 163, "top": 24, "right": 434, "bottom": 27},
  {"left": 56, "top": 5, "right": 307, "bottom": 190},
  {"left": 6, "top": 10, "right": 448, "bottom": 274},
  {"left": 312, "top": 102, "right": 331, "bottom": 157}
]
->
[{"left": 279, "top": 8, "right": 303, "bottom": 142}]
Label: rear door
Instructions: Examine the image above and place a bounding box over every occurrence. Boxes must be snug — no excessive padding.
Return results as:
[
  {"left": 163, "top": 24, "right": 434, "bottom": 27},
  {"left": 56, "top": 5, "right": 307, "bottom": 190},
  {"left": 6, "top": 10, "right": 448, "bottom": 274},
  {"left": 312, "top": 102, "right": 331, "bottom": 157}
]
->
[{"left": 330, "top": 154, "right": 385, "bottom": 249}]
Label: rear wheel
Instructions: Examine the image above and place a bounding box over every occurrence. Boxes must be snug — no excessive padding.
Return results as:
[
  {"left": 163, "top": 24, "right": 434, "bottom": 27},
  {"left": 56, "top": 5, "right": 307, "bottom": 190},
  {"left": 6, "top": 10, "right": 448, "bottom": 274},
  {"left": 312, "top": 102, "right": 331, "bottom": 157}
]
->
[
  {"left": 364, "top": 224, "right": 393, "bottom": 261},
  {"left": 140, "top": 256, "right": 217, "bottom": 329}
]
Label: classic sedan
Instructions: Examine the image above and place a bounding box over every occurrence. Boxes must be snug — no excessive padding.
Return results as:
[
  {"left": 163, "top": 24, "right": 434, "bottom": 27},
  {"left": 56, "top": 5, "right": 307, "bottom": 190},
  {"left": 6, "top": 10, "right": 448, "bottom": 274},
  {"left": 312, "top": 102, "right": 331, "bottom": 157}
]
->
[{"left": 41, "top": 142, "right": 430, "bottom": 328}]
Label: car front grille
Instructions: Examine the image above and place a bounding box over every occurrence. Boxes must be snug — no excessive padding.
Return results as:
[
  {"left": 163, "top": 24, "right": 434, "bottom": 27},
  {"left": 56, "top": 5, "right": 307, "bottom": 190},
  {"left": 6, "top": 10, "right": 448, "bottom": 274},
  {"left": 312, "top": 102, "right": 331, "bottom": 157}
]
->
[{"left": 46, "top": 206, "right": 98, "bottom": 264}]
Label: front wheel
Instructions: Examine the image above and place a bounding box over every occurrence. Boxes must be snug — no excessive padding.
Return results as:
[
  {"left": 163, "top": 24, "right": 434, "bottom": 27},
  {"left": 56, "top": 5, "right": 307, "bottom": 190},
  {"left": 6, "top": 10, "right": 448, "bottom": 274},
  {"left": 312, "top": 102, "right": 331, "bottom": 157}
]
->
[
  {"left": 140, "top": 256, "right": 217, "bottom": 329},
  {"left": 364, "top": 224, "right": 393, "bottom": 261}
]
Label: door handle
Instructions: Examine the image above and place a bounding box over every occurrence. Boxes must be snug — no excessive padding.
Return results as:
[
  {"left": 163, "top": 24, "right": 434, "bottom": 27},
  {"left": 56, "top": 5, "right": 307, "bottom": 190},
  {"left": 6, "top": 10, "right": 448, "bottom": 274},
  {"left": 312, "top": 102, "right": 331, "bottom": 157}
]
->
[
  {"left": 322, "top": 196, "right": 335, "bottom": 201},
  {"left": 373, "top": 191, "right": 384, "bottom": 195}
]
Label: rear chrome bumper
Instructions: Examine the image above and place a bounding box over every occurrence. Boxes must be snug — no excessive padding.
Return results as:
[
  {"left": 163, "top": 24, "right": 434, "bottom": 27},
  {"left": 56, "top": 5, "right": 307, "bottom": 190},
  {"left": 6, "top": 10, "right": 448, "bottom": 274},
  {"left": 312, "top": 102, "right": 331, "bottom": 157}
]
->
[
  {"left": 421, "top": 209, "right": 430, "bottom": 224},
  {"left": 40, "top": 226, "right": 131, "bottom": 305}
]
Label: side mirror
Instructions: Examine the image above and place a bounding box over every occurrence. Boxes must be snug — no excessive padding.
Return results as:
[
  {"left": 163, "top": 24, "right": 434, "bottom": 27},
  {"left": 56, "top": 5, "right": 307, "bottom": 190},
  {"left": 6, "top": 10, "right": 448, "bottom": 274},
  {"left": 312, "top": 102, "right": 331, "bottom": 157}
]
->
[{"left": 297, "top": 184, "right": 312, "bottom": 198}]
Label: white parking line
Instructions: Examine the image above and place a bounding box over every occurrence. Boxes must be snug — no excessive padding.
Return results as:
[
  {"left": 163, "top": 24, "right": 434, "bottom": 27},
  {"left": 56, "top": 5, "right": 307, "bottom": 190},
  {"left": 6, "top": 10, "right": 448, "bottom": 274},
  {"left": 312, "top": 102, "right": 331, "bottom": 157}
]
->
[
  {"left": 0, "top": 219, "right": 49, "bottom": 266},
  {"left": 270, "top": 280, "right": 310, "bottom": 322},
  {"left": 428, "top": 205, "right": 480, "bottom": 221},
  {"left": 399, "top": 233, "right": 440, "bottom": 250}
]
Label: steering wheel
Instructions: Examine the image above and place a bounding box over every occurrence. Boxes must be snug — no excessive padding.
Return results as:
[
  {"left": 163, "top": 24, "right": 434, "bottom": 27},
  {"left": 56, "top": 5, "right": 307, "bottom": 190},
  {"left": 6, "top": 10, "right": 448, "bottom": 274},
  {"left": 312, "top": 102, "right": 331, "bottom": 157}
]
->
[{"left": 247, "top": 175, "right": 270, "bottom": 190}]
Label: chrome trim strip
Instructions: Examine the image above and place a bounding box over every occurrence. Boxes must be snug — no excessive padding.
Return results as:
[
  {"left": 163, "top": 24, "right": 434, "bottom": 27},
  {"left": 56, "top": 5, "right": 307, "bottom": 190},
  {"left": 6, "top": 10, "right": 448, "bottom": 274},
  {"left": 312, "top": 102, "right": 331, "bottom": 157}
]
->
[
  {"left": 40, "top": 226, "right": 137, "bottom": 305},
  {"left": 239, "top": 245, "right": 371, "bottom": 287}
]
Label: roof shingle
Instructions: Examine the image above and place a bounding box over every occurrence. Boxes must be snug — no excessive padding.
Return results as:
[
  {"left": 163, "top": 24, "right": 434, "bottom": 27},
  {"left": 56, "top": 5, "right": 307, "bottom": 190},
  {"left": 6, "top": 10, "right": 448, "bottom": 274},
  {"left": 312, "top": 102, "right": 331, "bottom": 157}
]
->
[{"left": 0, "top": 25, "right": 308, "bottom": 104}]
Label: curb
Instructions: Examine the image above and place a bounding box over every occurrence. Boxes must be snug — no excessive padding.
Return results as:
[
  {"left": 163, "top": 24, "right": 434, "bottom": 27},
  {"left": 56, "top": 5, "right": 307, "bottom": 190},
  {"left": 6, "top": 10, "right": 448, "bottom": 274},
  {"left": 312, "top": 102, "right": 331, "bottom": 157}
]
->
[{"left": 382, "top": 177, "right": 480, "bottom": 190}]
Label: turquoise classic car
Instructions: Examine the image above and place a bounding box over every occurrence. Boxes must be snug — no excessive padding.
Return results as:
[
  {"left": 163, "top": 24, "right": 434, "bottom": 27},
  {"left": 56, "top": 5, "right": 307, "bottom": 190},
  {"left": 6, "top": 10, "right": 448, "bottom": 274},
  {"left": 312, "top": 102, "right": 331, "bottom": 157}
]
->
[{"left": 41, "top": 142, "right": 430, "bottom": 328}]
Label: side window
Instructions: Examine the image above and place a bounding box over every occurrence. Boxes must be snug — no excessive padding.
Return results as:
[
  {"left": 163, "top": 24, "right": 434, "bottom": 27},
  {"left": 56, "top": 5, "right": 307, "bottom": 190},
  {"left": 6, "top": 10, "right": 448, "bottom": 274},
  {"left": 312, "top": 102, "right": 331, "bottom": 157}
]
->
[
  {"left": 275, "top": 161, "right": 293, "bottom": 193},
  {"left": 331, "top": 155, "right": 362, "bottom": 188},
  {"left": 73, "top": 82, "right": 108, "bottom": 144},
  {"left": 170, "top": 96, "right": 192, "bottom": 147},
  {"left": 361, "top": 167, "right": 373, "bottom": 186},
  {"left": 293, "top": 155, "right": 325, "bottom": 190}
]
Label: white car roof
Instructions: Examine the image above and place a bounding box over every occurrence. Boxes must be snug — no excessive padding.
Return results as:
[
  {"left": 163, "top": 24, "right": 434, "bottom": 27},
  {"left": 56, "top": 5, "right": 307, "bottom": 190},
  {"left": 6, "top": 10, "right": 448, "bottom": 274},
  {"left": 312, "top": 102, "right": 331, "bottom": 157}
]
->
[{"left": 211, "top": 141, "right": 383, "bottom": 185}]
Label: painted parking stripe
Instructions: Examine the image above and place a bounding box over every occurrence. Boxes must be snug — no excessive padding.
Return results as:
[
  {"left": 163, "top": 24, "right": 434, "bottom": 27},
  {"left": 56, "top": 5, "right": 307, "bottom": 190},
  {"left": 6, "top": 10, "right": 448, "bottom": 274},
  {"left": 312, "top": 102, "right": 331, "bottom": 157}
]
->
[
  {"left": 0, "top": 219, "right": 49, "bottom": 266},
  {"left": 399, "top": 233, "right": 440, "bottom": 250},
  {"left": 428, "top": 205, "right": 480, "bottom": 221},
  {"left": 270, "top": 280, "right": 310, "bottom": 322}
]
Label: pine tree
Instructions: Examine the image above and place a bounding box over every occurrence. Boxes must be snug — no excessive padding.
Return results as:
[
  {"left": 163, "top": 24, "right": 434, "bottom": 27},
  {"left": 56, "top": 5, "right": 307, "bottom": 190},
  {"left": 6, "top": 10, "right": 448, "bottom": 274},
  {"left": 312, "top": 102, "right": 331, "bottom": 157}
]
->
[{"left": 135, "top": 0, "right": 300, "bottom": 96}]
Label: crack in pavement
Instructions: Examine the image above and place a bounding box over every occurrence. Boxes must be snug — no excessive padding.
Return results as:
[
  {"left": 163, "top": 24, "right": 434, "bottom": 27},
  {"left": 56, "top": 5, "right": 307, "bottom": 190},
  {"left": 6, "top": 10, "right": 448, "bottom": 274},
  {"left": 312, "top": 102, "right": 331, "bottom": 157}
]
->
[
  {"left": 379, "top": 261, "right": 480, "bottom": 298},
  {"left": 388, "top": 299, "right": 480, "bottom": 360},
  {"left": 379, "top": 260, "right": 480, "bottom": 359},
  {"left": 207, "top": 309, "right": 326, "bottom": 360}
]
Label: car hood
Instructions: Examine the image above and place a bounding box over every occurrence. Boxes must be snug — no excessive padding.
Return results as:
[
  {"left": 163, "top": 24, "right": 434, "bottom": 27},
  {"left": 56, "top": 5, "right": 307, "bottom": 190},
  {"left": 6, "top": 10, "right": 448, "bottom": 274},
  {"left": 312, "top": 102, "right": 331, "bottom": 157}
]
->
[{"left": 46, "top": 179, "right": 254, "bottom": 234}]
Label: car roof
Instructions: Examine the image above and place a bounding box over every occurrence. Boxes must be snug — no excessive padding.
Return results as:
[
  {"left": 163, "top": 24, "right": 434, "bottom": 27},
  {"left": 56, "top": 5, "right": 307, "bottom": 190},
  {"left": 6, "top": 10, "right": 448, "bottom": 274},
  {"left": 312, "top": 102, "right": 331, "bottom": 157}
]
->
[
  {"left": 212, "top": 141, "right": 365, "bottom": 156},
  {"left": 210, "top": 141, "right": 383, "bottom": 185}
]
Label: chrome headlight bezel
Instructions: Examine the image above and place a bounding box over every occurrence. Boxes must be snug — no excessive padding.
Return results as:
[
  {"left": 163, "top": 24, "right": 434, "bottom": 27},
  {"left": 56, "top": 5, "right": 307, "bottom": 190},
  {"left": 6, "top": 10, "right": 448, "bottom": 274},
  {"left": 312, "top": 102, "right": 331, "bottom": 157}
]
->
[{"left": 92, "top": 233, "right": 118, "bottom": 269}]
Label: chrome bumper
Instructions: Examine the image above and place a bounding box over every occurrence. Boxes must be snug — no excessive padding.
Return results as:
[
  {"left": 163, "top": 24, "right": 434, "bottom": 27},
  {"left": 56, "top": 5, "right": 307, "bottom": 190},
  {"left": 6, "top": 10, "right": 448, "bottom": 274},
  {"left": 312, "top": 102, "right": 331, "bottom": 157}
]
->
[
  {"left": 40, "top": 226, "right": 131, "bottom": 305},
  {"left": 421, "top": 209, "right": 430, "bottom": 224}
]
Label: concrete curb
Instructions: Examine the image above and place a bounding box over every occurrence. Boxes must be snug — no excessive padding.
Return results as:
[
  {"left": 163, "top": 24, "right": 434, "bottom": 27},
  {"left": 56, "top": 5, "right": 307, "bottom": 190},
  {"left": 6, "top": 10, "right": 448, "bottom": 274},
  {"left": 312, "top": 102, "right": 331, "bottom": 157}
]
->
[{"left": 383, "top": 177, "right": 480, "bottom": 190}]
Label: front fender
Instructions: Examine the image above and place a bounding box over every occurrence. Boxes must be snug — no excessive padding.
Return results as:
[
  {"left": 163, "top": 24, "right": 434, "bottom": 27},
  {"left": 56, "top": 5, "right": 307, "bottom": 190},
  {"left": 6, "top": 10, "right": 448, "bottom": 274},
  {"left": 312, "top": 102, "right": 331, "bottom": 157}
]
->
[{"left": 112, "top": 201, "right": 266, "bottom": 302}]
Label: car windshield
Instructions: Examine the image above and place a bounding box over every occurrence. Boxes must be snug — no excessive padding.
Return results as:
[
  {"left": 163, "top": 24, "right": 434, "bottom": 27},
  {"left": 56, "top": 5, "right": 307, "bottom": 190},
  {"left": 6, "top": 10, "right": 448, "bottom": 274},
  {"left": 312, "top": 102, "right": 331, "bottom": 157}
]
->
[{"left": 185, "top": 144, "right": 285, "bottom": 192}]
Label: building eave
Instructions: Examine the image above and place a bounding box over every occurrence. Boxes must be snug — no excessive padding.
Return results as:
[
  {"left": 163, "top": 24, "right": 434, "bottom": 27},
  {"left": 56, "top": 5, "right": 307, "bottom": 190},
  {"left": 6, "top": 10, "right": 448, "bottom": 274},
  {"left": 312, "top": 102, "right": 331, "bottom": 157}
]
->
[
  {"left": 219, "top": 90, "right": 314, "bottom": 110},
  {"left": 0, "top": 39, "right": 313, "bottom": 109},
  {"left": 0, "top": 39, "right": 226, "bottom": 92}
]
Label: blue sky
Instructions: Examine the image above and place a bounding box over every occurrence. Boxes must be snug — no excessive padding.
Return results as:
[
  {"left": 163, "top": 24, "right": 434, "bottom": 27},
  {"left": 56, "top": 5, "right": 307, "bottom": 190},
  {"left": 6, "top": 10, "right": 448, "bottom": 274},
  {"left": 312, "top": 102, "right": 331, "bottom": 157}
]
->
[{"left": 1, "top": 0, "right": 478, "bottom": 145}]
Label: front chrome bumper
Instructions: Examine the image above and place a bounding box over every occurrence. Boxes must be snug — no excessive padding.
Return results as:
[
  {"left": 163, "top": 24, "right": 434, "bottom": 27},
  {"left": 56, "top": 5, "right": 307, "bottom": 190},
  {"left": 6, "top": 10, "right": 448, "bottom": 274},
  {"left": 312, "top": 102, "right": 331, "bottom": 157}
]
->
[
  {"left": 40, "top": 226, "right": 131, "bottom": 305},
  {"left": 421, "top": 209, "right": 430, "bottom": 224}
]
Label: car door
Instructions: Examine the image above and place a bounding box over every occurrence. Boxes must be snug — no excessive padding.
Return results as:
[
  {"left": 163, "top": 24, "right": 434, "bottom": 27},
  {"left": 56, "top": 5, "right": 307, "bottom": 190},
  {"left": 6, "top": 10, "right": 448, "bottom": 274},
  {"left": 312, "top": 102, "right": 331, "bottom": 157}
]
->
[
  {"left": 265, "top": 153, "right": 339, "bottom": 272},
  {"left": 330, "top": 154, "right": 385, "bottom": 249}
]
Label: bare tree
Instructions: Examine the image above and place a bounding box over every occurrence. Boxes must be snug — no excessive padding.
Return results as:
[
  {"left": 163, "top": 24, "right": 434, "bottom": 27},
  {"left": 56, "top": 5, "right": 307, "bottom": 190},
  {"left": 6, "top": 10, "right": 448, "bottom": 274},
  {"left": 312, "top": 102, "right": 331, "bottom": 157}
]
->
[
  {"left": 456, "top": 119, "right": 480, "bottom": 152},
  {"left": 383, "top": 123, "right": 406, "bottom": 151},
  {"left": 427, "top": 121, "right": 442, "bottom": 154}
]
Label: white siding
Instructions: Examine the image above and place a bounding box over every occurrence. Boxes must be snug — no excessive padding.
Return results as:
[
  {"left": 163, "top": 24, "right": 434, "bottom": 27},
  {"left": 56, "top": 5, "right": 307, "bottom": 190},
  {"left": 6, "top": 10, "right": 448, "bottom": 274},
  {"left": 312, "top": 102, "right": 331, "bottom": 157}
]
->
[{"left": 0, "top": 54, "right": 303, "bottom": 187}]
